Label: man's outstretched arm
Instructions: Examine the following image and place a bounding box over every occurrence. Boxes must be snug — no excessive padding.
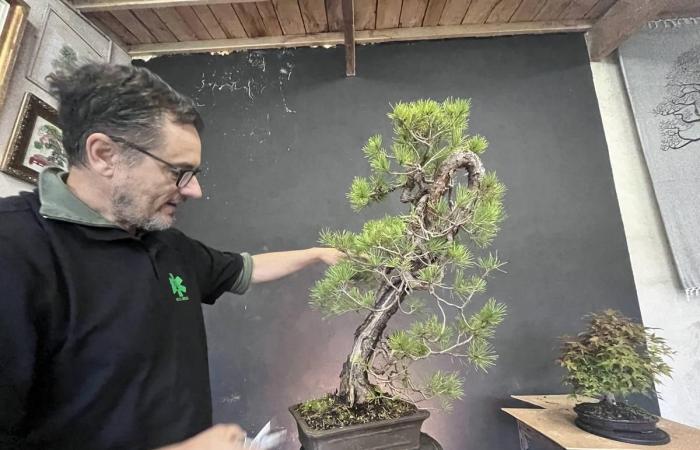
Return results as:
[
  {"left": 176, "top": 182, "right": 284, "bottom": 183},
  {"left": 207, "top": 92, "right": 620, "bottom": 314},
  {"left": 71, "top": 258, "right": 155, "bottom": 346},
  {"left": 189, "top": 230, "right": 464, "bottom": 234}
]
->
[{"left": 251, "top": 247, "right": 343, "bottom": 284}]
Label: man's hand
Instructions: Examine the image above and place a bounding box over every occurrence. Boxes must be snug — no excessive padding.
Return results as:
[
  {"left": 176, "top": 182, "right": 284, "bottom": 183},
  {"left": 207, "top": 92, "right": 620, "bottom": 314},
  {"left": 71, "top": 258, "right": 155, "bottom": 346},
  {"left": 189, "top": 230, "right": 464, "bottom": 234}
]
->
[
  {"left": 316, "top": 247, "right": 345, "bottom": 265},
  {"left": 157, "top": 424, "right": 256, "bottom": 450}
]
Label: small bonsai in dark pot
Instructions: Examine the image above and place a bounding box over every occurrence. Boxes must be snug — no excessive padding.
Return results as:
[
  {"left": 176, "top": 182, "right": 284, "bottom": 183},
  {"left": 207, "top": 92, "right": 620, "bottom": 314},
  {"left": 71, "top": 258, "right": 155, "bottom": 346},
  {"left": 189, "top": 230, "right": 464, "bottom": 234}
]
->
[
  {"left": 558, "top": 310, "right": 674, "bottom": 445},
  {"left": 290, "top": 99, "right": 508, "bottom": 450}
]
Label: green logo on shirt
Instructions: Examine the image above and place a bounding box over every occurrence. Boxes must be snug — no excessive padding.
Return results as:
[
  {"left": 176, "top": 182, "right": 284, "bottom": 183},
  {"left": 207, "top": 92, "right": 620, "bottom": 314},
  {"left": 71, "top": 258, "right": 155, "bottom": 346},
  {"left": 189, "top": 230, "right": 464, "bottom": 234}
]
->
[{"left": 169, "top": 273, "right": 189, "bottom": 302}]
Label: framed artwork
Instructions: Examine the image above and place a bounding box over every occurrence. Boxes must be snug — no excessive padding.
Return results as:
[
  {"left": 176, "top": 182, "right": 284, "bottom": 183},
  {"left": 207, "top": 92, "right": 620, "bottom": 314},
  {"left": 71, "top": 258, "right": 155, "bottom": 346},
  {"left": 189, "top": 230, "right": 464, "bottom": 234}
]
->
[
  {"left": 27, "top": 6, "right": 111, "bottom": 95},
  {"left": 1, "top": 92, "right": 68, "bottom": 184},
  {"left": 0, "top": 0, "right": 29, "bottom": 107}
]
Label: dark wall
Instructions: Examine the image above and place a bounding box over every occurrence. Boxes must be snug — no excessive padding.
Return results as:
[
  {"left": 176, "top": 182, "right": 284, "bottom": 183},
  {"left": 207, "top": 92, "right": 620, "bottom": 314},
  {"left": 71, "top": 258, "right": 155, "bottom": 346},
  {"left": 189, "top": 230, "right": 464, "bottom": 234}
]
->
[{"left": 140, "top": 34, "right": 653, "bottom": 449}]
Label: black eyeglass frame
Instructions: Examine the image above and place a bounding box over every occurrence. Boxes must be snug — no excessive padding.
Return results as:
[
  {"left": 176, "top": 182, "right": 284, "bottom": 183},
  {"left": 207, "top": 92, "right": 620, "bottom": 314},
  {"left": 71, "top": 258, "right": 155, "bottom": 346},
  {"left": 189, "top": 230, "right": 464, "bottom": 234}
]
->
[{"left": 107, "top": 135, "right": 201, "bottom": 188}]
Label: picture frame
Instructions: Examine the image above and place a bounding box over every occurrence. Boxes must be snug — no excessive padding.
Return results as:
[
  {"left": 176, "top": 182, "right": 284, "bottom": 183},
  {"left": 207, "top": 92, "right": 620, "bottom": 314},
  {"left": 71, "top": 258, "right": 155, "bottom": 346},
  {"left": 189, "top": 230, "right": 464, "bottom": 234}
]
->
[
  {"left": 27, "top": 6, "right": 111, "bottom": 95},
  {"left": 0, "top": 0, "right": 29, "bottom": 108},
  {"left": 1, "top": 92, "right": 68, "bottom": 184}
]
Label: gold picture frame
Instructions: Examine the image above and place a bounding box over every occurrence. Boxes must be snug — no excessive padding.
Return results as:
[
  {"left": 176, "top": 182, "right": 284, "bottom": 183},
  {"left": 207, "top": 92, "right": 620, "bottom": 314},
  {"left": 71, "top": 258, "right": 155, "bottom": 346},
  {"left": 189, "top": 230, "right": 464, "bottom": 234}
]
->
[
  {"left": 1, "top": 92, "right": 68, "bottom": 184},
  {"left": 27, "top": 6, "right": 111, "bottom": 96},
  {"left": 0, "top": 0, "right": 29, "bottom": 108}
]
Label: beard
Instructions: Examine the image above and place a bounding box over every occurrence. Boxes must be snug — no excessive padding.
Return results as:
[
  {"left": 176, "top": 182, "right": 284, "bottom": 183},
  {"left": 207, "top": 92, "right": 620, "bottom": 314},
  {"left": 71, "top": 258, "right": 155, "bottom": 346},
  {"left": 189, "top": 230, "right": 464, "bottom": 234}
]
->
[{"left": 111, "top": 184, "right": 175, "bottom": 231}]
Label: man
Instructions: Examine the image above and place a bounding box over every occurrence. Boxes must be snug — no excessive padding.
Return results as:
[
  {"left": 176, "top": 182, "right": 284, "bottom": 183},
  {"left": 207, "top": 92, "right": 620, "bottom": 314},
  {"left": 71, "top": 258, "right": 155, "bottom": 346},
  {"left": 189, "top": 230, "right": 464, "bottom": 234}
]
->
[{"left": 0, "top": 63, "right": 342, "bottom": 450}]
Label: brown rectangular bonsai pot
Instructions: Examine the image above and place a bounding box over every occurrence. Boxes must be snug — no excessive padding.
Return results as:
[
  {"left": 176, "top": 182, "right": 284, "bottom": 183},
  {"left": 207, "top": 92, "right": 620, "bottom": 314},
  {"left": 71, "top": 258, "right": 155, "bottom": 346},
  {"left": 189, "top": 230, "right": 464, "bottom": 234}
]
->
[{"left": 289, "top": 405, "right": 430, "bottom": 450}]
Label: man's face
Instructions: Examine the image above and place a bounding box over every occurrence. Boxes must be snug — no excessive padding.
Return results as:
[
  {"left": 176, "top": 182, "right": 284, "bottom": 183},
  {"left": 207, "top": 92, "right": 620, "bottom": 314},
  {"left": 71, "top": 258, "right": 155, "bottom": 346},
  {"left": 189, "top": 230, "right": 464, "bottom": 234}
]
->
[{"left": 111, "top": 119, "right": 203, "bottom": 231}]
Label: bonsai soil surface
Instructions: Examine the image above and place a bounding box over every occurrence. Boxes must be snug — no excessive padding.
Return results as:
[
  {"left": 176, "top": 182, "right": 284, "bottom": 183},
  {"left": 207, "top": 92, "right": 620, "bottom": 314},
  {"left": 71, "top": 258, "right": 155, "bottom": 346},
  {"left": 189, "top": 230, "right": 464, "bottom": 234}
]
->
[
  {"left": 577, "top": 401, "right": 657, "bottom": 422},
  {"left": 293, "top": 395, "right": 418, "bottom": 431}
]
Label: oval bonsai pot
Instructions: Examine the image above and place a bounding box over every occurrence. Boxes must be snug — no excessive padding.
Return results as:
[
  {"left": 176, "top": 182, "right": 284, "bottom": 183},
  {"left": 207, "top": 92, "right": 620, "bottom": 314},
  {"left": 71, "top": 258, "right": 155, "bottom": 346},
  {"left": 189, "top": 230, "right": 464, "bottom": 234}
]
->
[
  {"left": 574, "top": 402, "right": 658, "bottom": 432},
  {"left": 573, "top": 402, "right": 670, "bottom": 445},
  {"left": 289, "top": 405, "right": 430, "bottom": 450}
]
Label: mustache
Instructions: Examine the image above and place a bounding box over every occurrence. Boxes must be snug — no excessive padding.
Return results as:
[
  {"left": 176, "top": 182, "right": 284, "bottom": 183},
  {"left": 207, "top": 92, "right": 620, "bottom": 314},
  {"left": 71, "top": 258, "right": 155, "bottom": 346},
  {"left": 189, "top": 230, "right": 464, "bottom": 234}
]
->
[{"left": 167, "top": 195, "right": 186, "bottom": 206}]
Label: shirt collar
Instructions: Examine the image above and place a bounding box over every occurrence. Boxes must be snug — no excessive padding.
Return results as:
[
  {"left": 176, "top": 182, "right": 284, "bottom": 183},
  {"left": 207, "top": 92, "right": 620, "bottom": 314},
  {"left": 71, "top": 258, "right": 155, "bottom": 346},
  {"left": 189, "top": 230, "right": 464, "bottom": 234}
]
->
[{"left": 38, "top": 167, "right": 118, "bottom": 228}]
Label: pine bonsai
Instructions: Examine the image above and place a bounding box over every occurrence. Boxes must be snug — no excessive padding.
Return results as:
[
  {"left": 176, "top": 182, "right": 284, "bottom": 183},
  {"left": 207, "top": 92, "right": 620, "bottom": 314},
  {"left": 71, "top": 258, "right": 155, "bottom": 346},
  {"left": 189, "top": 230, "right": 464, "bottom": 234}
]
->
[
  {"left": 306, "top": 98, "right": 508, "bottom": 420},
  {"left": 558, "top": 310, "right": 673, "bottom": 417}
]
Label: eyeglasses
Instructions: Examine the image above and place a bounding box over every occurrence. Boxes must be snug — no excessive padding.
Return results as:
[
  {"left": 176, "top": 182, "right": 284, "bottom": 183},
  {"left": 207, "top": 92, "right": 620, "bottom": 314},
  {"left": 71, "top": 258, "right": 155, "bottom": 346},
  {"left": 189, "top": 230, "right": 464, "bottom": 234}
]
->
[{"left": 107, "top": 135, "right": 201, "bottom": 189}]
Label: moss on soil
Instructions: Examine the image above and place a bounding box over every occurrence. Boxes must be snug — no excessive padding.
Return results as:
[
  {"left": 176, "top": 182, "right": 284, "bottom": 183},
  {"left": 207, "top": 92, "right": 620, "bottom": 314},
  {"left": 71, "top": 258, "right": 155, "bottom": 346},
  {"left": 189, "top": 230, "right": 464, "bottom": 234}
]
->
[{"left": 294, "top": 394, "right": 417, "bottom": 431}]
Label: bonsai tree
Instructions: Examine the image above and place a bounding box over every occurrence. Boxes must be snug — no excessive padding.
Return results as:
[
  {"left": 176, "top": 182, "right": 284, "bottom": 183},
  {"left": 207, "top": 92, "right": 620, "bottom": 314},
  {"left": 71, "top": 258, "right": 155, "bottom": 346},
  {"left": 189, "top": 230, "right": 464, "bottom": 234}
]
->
[
  {"left": 558, "top": 309, "right": 673, "bottom": 410},
  {"left": 307, "top": 98, "right": 508, "bottom": 417}
]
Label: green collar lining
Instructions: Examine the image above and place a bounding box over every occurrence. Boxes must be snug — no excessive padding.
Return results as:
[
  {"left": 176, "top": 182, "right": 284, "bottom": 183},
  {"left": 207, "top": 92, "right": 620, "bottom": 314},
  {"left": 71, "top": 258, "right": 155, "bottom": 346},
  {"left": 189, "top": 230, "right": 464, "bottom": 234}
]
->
[{"left": 38, "top": 167, "right": 117, "bottom": 228}]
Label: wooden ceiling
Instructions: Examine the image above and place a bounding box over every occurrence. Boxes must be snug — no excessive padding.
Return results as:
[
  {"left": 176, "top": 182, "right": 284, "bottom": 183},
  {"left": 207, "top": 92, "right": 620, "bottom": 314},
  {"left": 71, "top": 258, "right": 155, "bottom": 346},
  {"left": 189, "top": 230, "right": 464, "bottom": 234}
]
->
[{"left": 70, "top": 0, "right": 700, "bottom": 73}]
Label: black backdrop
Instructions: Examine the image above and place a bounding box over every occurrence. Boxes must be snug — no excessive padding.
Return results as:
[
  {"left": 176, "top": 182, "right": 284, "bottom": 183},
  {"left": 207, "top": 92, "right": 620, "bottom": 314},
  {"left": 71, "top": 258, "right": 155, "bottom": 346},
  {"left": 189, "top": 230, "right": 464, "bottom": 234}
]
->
[{"left": 140, "top": 34, "right": 654, "bottom": 449}]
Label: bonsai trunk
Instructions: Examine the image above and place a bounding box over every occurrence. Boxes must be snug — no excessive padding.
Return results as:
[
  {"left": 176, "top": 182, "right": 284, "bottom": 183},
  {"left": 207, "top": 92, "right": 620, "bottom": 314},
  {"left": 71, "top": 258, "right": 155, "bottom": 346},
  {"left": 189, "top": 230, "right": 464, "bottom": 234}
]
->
[{"left": 338, "top": 281, "right": 403, "bottom": 406}]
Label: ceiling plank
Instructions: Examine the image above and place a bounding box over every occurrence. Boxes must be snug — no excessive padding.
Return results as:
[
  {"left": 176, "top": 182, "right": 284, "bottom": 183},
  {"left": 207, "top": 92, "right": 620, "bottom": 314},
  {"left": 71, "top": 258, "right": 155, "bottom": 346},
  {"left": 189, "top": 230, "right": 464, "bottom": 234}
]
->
[
  {"left": 273, "top": 0, "right": 306, "bottom": 34},
  {"left": 486, "top": 0, "right": 523, "bottom": 23},
  {"left": 535, "top": 0, "right": 573, "bottom": 20},
  {"left": 298, "top": 0, "right": 328, "bottom": 33},
  {"left": 463, "top": 0, "right": 499, "bottom": 24},
  {"left": 110, "top": 9, "right": 156, "bottom": 43},
  {"left": 154, "top": 7, "right": 197, "bottom": 41},
  {"left": 584, "top": 0, "right": 615, "bottom": 19},
  {"left": 129, "top": 19, "right": 591, "bottom": 56},
  {"left": 560, "top": 0, "right": 599, "bottom": 20},
  {"left": 342, "top": 0, "right": 355, "bottom": 76},
  {"left": 72, "top": 0, "right": 259, "bottom": 12},
  {"left": 362, "top": 18, "right": 589, "bottom": 40},
  {"left": 133, "top": 8, "right": 177, "bottom": 41},
  {"left": 423, "top": 0, "right": 447, "bottom": 26},
  {"left": 257, "top": 1, "right": 284, "bottom": 35},
  {"left": 439, "top": 0, "right": 472, "bottom": 25},
  {"left": 326, "top": 0, "right": 344, "bottom": 31},
  {"left": 175, "top": 6, "right": 213, "bottom": 39},
  {"left": 209, "top": 4, "right": 247, "bottom": 38},
  {"left": 587, "top": 0, "right": 675, "bottom": 61},
  {"left": 233, "top": 2, "right": 268, "bottom": 37},
  {"left": 377, "top": 0, "right": 402, "bottom": 28},
  {"left": 192, "top": 5, "right": 227, "bottom": 39},
  {"left": 355, "top": 0, "right": 377, "bottom": 30},
  {"left": 400, "top": 0, "right": 430, "bottom": 28},
  {"left": 89, "top": 11, "right": 139, "bottom": 45},
  {"left": 509, "top": 0, "right": 546, "bottom": 21}
]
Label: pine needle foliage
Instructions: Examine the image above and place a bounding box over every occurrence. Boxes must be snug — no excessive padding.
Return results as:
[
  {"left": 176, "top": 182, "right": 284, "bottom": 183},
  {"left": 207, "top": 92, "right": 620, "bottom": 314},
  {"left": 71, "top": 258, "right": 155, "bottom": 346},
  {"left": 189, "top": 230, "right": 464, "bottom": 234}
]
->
[
  {"left": 558, "top": 310, "right": 673, "bottom": 403},
  {"left": 311, "top": 99, "right": 508, "bottom": 408}
]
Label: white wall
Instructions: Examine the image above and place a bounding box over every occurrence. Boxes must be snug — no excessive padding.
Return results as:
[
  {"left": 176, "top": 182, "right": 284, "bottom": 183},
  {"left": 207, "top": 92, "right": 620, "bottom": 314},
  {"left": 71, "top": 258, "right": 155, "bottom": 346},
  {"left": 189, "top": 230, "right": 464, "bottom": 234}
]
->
[
  {"left": 0, "top": 0, "right": 130, "bottom": 197},
  {"left": 590, "top": 56, "right": 700, "bottom": 427}
]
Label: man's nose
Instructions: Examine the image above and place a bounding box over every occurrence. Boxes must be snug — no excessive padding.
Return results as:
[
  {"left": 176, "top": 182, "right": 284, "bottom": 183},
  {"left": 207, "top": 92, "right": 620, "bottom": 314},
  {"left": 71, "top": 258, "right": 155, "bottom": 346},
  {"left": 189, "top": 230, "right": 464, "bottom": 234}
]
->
[{"left": 180, "top": 175, "right": 203, "bottom": 199}]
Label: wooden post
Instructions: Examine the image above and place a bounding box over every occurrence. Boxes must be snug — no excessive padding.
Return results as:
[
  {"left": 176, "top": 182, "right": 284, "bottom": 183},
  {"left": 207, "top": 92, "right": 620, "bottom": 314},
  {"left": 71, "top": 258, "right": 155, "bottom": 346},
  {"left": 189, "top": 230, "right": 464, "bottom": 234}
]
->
[{"left": 342, "top": 0, "right": 355, "bottom": 77}]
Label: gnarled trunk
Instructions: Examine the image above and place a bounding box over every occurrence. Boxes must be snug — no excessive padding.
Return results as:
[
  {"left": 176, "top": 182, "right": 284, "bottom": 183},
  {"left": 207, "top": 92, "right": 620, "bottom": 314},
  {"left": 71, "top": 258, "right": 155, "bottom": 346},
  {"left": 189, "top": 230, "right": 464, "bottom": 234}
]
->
[{"left": 338, "top": 282, "right": 404, "bottom": 406}]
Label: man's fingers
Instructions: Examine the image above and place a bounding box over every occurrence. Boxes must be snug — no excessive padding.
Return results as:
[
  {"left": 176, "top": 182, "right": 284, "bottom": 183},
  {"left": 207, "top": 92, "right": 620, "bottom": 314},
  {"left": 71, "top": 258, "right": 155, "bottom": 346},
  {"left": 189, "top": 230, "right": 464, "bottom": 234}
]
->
[{"left": 217, "top": 423, "right": 246, "bottom": 441}]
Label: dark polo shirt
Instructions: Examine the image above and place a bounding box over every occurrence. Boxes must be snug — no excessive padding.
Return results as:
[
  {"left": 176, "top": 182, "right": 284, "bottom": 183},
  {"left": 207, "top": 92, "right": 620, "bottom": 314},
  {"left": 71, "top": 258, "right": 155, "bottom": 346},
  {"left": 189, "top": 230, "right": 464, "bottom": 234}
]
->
[{"left": 0, "top": 168, "right": 252, "bottom": 450}]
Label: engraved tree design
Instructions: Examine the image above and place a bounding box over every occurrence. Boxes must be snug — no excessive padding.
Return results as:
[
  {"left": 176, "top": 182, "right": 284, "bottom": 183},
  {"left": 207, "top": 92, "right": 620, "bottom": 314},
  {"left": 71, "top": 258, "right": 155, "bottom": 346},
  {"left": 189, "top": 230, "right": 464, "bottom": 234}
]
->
[{"left": 654, "top": 45, "right": 700, "bottom": 151}]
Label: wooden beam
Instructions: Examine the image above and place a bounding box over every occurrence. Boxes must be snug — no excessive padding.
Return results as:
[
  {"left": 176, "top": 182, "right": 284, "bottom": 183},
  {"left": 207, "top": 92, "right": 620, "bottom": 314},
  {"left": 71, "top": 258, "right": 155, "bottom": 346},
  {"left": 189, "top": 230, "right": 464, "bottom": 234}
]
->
[
  {"left": 71, "top": 0, "right": 258, "bottom": 12},
  {"left": 342, "top": 0, "right": 355, "bottom": 76},
  {"left": 659, "top": 0, "right": 700, "bottom": 18},
  {"left": 358, "top": 19, "right": 590, "bottom": 42},
  {"left": 587, "top": 0, "right": 675, "bottom": 61},
  {"left": 128, "top": 19, "right": 592, "bottom": 57}
]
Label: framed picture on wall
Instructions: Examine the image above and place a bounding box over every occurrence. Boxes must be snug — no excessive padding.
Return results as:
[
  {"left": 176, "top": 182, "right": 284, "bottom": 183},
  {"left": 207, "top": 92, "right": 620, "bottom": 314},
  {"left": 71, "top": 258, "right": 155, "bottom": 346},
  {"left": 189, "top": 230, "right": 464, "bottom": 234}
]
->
[
  {"left": 27, "top": 6, "right": 111, "bottom": 95},
  {"left": 0, "top": 0, "right": 29, "bottom": 107},
  {"left": 1, "top": 92, "right": 68, "bottom": 184}
]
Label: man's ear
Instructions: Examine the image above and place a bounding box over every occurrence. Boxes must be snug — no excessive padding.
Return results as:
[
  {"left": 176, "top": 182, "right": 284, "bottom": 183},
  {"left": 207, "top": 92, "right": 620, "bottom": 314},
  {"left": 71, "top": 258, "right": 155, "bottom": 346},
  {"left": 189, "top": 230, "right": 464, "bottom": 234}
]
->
[{"left": 84, "top": 133, "right": 119, "bottom": 177}]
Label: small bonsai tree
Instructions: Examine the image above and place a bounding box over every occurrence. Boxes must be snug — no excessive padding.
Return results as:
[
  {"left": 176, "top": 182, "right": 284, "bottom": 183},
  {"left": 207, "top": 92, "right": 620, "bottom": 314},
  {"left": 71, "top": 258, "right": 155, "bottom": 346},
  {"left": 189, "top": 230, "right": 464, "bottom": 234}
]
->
[
  {"left": 309, "top": 98, "right": 507, "bottom": 415},
  {"left": 558, "top": 309, "right": 673, "bottom": 407}
]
